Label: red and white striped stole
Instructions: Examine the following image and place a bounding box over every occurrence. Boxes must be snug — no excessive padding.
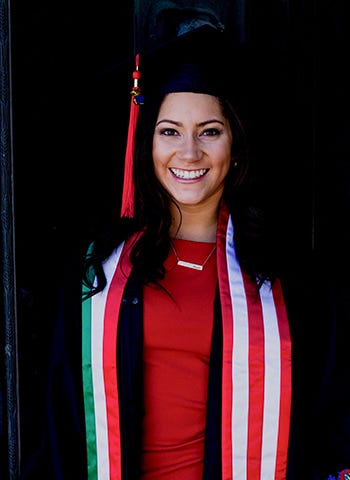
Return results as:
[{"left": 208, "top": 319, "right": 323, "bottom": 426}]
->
[{"left": 217, "top": 206, "right": 292, "bottom": 480}]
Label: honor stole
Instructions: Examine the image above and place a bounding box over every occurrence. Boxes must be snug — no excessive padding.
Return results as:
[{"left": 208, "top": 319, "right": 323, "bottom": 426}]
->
[{"left": 82, "top": 205, "right": 292, "bottom": 480}]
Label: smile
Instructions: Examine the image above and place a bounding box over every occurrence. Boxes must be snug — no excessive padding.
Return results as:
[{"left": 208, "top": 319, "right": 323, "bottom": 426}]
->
[{"left": 170, "top": 168, "right": 209, "bottom": 180}]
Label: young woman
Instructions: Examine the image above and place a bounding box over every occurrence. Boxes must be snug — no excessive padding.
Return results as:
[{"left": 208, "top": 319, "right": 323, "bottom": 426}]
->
[
  {"left": 20, "top": 45, "right": 350, "bottom": 480},
  {"left": 82, "top": 59, "right": 289, "bottom": 480}
]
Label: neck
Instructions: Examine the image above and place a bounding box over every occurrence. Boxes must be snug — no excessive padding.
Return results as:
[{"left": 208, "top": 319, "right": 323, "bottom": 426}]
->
[{"left": 169, "top": 201, "right": 219, "bottom": 242}]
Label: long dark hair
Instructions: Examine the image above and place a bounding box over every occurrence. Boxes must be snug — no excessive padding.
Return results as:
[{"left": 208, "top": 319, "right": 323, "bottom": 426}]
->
[{"left": 83, "top": 88, "right": 279, "bottom": 297}]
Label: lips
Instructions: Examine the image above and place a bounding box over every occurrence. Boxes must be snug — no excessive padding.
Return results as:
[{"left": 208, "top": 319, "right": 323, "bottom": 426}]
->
[{"left": 169, "top": 168, "right": 209, "bottom": 180}]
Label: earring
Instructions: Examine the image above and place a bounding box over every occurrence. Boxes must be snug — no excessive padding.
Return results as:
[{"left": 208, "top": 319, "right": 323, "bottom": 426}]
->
[{"left": 233, "top": 160, "right": 238, "bottom": 168}]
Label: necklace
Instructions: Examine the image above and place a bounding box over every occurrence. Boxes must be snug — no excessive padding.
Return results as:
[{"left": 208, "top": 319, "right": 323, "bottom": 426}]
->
[{"left": 170, "top": 241, "right": 216, "bottom": 271}]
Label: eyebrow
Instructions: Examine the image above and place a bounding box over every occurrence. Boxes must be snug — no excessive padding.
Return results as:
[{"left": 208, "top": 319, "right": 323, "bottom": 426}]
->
[{"left": 155, "top": 118, "right": 225, "bottom": 127}]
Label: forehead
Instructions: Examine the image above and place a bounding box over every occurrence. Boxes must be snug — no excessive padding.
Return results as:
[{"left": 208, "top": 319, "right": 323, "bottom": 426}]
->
[{"left": 157, "top": 92, "right": 224, "bottom": 119}]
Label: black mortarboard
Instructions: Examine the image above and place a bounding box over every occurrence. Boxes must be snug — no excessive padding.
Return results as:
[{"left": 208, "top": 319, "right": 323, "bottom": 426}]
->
[{"left": 120, "top": 27, "right": 234, "bottom": 218}]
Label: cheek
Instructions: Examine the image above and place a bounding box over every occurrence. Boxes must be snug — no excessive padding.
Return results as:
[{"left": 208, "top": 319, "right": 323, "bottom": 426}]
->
[
  {"left": 217, "top": 148, "right": 232, "bottom": 174},
  {"left": 152, "top": 142, "right": 170, "bottom": 168},
  {"left": 152, "top": 152, "right": 166, "bottom": 182}
]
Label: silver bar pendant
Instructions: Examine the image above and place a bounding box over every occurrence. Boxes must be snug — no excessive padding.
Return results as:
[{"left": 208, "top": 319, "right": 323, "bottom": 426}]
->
[{"left": 177, "top": 260, "right": 203, "bottom": 271}]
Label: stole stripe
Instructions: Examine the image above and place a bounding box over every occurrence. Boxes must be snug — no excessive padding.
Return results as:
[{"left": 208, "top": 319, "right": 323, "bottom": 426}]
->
[
  {"left": 259, "top": 281, "right": 282, "bottom": 479},
  {"left": 82, "top": 293, "right": 98, "bottom": 480},
  {"left": 243, "top": 272, "right": 264, "bottom": 480},
  {"left": 103, "top": 244, "right": 133, "bottom": 479},
  {"left": 92, "top": 285, "right": 111, "bottom": 479},
  {"left": 102, "top": 294, "right": 120, "bottom": 479},
  {"left": 273, "top": 281, "right": 292, "bottom": 479},
  {"left": 103, "top": 247, "right": 131, "bottom": 480},
  {"left": 225, "top": 219, "right": 250, "bottom": 480},
  {"left": 216, "top": 206, "right": 234, "bottom": 480}
]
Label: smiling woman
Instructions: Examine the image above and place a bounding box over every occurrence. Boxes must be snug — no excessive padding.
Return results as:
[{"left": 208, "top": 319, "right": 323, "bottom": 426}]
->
[
  {"left": 18, "top": 28, "right": 350, "bottom": 480},
  {"left": 80, "top": 46, "right": 294, "bottom": 480},
  {"left": 152, "top": 92, "right": 232, "bottom": 239}
]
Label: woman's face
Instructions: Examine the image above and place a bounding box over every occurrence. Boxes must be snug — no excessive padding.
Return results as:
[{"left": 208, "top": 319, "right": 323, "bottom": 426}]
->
[{"left": 152, "top": 92, "right": 232, "bottom": 211}]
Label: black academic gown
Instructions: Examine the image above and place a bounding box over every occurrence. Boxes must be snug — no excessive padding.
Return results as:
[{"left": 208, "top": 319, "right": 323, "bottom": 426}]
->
[{"left": 18, "top": 252, "right": 350, "bottom": 480}]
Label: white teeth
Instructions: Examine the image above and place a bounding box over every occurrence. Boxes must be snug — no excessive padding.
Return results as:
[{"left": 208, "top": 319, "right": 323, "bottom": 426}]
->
[{"left": 170, "top": 168, "right": 208, "bottom": 179}]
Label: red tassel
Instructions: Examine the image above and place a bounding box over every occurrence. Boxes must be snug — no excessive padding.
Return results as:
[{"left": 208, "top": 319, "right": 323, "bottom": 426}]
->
[{"left": 120, "top": 53, "right": 143, "bottom": 218}]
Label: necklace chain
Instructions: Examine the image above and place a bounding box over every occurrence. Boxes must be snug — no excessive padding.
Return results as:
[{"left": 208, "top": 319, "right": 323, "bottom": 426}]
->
[{"left": 170, "top": 241, "right": 216, "bottom": 271}]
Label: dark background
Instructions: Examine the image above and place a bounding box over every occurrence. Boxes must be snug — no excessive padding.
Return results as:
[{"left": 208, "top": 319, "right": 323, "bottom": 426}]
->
[{"left": 2, "top": 0, "right": 350, "bottom": 477}]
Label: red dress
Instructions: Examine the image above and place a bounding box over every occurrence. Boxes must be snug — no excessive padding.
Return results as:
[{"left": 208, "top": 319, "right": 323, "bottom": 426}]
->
[{"left": 141, "top": 239, "right": 217, "bottom": 479}]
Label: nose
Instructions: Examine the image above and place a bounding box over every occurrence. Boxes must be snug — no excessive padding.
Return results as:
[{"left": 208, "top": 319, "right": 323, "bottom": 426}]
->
[{"left": 177, "top": 135, "right": 203, "bottom": 163}]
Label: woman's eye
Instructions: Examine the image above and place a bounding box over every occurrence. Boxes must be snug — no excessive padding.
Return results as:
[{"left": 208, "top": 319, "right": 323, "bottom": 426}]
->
[
  {"left": 159, "top": 128, "right": 178, "bottom": 136},
  {"left": 202, "top": 128, "right": 221, "bottom": 136}
]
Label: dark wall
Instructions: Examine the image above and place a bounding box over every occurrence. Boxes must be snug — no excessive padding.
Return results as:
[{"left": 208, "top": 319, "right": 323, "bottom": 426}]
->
[{"left": 11, "top": 2, "right": 135, "bottom": 476}]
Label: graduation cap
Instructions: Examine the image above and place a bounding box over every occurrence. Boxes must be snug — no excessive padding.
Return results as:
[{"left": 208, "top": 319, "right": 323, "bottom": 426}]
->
[
  {"left": 120, "top": 25, "right": 238, "bottom": 218},
  {"left": 117, "top": 0, "right": 288, "bottom": 217}
]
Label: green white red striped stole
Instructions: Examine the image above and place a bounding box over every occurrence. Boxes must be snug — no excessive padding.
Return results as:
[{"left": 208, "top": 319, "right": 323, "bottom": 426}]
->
[
  {"left": 82, "top": 238, "right": 134, "bottom": 480},
  {"left": 82, "top": 205, "right": 292, "bottom": 479}
]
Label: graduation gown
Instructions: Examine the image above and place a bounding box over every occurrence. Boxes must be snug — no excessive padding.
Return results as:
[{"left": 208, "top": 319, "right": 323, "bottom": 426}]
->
[{"left": 19, "top": 207, "right": 350, "bottom": 480}]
